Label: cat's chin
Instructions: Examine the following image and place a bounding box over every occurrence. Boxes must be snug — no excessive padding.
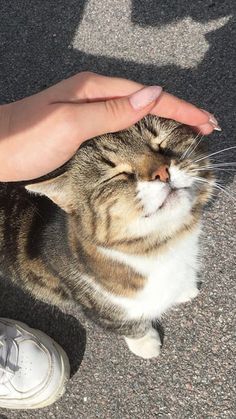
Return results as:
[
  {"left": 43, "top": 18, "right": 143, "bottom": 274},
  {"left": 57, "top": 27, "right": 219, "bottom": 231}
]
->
[
  {"left": 143, "top": 188, "right": 189, "bottom": 219},
  {"left": 126, "top": 191, "right": 193, "bottom": 241}
]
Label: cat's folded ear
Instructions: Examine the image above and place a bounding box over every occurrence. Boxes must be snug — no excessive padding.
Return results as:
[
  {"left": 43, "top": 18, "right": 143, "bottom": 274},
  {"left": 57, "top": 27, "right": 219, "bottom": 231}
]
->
[{"left": 25, "top": 173, "right": 75, "bottom": 213}]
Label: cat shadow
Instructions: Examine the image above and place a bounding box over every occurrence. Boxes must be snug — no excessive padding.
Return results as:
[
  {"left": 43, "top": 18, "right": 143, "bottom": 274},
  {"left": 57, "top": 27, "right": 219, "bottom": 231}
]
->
[{"left": 0, "top": 277, "right": 86, "bottom": 377}]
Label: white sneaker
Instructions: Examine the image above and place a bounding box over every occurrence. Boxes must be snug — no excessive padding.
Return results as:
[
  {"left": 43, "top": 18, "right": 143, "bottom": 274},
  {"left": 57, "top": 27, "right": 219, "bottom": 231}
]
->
[{"left": 0, "top": 318, "right": 70, "bottom": 409}]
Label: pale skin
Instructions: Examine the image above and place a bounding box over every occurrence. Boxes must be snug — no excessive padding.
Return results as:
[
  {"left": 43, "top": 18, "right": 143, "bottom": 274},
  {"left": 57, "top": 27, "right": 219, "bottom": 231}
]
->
[{"left": 0, "top": 72, "right": 219, "bottom": 182}]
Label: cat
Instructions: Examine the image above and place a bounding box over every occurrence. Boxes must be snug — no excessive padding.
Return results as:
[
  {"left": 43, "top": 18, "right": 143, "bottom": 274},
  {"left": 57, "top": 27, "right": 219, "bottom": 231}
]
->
[{"left": 0, "top": 116, "right": 214, "bottom": 359}]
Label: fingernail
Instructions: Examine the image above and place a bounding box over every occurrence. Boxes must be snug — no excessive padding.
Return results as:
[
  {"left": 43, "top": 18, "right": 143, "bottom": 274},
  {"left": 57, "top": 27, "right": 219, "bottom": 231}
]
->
[
  {"left": 209, "top": 116, "right": 222, "bottom": 131},
  {"left": 129, "top": 86, "right": 162, "bottom": 110},
  {"left": 212, "top": 124, "right": 222, "bottom": 132},
  {"left": 201, "top": 109, "right": 222, "bottom": 131}
]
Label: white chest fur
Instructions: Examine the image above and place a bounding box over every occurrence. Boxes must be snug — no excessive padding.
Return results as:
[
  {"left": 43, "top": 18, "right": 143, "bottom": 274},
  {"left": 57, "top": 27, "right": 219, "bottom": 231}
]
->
[{"left": 99, "top": 227, "right": 201, "bottom": 320}]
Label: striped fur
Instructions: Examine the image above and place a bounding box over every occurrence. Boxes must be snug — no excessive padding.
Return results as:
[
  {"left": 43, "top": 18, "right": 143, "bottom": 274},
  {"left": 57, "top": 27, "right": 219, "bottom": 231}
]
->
[{"left": 0, "top": 116, "right": 215, "bottom": 358}]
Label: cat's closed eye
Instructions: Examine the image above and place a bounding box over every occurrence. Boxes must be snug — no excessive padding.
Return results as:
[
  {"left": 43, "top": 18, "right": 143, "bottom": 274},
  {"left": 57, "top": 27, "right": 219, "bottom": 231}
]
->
[
  {"left": 158, "top": 145, "right": 182, "bottom": 160},
  {"left": 109, "top": 171, "right": 136, "bottom": 182},
  {"left": 100, "top": 156, "right": 116, "bottom": 168},
  {"left": 147, "top": 141, "right": 180, "bottom": 160}
]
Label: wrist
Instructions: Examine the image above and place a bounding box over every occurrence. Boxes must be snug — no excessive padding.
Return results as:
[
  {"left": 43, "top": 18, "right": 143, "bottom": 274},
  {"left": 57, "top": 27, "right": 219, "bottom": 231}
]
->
[{"left": 0, "top": 103, "right": 12, "bottom": 140}]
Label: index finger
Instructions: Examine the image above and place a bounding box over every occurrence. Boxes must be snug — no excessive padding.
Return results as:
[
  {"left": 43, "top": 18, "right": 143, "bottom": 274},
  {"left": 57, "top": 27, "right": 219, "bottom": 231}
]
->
[
  {"left": 46, "top": 72, "right": 212, "bottom": 129},
  {"left": 76, "top": 74, "right": 210, "bottom": 127},
  {"left": 81, "top": 74, "right": 211, "bottom": 127},
  {"left": 150, "top": 91, "right": 209, "bottom": 126}
]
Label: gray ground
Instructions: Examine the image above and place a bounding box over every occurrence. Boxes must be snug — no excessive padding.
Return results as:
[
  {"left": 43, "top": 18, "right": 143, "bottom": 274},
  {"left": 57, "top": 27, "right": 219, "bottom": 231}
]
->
[{"left": 0, "top": 0, "right": 235, "bottom": 418}]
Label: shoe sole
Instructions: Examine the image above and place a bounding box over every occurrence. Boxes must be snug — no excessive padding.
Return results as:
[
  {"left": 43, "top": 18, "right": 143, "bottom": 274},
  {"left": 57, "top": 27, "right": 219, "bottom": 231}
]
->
[{"left": 0, "top": 318, "right": 71, "bottom": 410}]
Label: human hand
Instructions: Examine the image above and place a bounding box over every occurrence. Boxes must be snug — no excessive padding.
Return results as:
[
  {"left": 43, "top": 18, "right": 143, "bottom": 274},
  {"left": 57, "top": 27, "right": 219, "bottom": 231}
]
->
[{"left": 0, "top": 72, "right": 220, "bottom": 181}]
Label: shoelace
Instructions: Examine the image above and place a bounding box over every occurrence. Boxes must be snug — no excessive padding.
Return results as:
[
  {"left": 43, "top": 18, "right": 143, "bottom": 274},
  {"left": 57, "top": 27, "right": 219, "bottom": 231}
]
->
[{"left": 0, "top": 335, "right": 15, "bottom": 384}]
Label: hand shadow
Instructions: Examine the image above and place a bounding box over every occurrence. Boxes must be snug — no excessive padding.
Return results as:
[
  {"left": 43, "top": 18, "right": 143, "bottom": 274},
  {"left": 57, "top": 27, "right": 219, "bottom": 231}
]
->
[{"left": 0, "top": 276, "right": 86, "bottom": 377}]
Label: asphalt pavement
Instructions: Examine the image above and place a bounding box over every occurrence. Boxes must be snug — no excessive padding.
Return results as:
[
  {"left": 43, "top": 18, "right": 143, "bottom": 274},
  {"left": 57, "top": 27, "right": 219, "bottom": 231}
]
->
[{"left": 0, "top": 1, "right": 235, "bottom": 418}]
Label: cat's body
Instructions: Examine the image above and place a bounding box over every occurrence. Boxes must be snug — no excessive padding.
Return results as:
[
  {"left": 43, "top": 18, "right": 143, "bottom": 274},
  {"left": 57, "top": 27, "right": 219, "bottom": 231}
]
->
[
  {"left": 0, "top": 116, "right": 214, "bottom": 358},
  {"left": 100, "top": 227, "right": 200, "bottom": 320}
]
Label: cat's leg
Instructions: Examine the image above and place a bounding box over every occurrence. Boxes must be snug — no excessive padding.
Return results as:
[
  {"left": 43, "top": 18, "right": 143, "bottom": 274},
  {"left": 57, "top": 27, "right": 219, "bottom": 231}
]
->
[
  {"left": 83, "top": 309, "right": 161, "bottom": 359},
  {"left": 119, "top": 320, "right": 162, "bottom": 359},
  {"left": 124, "top": 326, "right": 161, "bottom": 359},
  {"left": 175, "top": 268, "right": 200, "bottom": 304},
  {"left": 175, "top": 286, "right": 199, "bottom": 304}
]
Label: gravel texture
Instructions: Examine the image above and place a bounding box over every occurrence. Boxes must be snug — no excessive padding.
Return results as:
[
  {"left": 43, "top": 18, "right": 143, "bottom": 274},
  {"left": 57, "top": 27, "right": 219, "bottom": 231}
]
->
[{"left": 0, "top": 1, "right": 235, "bottom": 418}]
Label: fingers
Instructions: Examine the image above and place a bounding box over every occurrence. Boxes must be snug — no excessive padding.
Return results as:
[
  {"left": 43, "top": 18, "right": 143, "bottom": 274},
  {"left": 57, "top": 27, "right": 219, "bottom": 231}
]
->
[
  {"left": 193, "top": 124, "right": 214, "bottom": 135},
  {"left": 44, "top": 72, "right": 143, "bottom": 103},
  {"left": 42, "top": 72, "right": 219, "bottom": 133},
  {"left": 67, "top": 86, "right": 163, "bottom": 144},
  {"left": 150, "top": 91, "right": 211, "bottom": 126}
]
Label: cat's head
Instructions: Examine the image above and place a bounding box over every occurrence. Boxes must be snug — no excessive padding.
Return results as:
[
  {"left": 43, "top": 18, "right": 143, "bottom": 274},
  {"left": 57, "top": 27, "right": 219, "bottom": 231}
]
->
[{"left": 26, "top": 116, "right": 214, "bottom": 247}]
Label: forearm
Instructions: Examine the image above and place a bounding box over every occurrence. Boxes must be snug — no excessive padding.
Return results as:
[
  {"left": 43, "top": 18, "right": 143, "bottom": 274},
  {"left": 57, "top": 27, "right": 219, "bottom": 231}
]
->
[{"left": 0, "top": 103, "right": 14, "bottom": 181}]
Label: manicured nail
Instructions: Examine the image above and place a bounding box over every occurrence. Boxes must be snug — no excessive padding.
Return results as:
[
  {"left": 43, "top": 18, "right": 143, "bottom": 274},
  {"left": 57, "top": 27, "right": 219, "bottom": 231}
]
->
[
  {"left": 212, "top": 124, "right": 222, "bottom": 132},
  {"left": 201, "top": 109, "right": 221, "bottom": 131},
  {"left": 208, "top": 115, "right": 218, "bottom": 125},
  {"left": 129, "top": 86, "right": 162, "bottom": 110},
  {"left": 209, "top": 116, "right": 222, "bottom": 131}
]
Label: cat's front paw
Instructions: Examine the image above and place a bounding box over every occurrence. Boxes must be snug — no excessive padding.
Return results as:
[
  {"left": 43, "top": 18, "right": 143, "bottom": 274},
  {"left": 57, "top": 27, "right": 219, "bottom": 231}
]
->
[
  {"left": 176, "top": 287, "right": 199, "bottom": 304},
  {"left": 124, "top": 328, "right": 161, "bottom": 359}
]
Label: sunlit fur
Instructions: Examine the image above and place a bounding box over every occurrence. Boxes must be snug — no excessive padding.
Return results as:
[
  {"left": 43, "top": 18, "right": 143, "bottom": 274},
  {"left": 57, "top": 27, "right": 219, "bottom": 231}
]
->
[
  {"left": 0, "top": 116, "right": 215, "bottom": 358},
  {"left": 68, "top": 117, "right": 214, "bottom": 251}
]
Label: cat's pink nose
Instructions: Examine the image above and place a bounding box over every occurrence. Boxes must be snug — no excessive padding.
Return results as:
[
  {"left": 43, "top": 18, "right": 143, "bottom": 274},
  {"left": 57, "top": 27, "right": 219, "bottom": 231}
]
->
[{"left": 152, "top": 165, "right": 170, "bottom": 183}]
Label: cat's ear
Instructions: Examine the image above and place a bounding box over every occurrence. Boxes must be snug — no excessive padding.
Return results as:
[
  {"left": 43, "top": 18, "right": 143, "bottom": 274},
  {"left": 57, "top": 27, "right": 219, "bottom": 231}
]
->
[{"left": 25, "top": 174, "right": 75, "bottom": 213}]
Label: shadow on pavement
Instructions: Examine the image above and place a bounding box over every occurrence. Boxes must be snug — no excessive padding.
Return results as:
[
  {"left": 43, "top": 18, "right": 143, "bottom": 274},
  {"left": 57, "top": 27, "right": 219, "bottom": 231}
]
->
[
  {"left": 131, "top": 0, "right": 234, "bottom": 26},
  {"left": 0, "top": 1, "right": 235, "bottom": 160},
  {"left": 0, "top": 0, "right": 235, "bottom": 373}
]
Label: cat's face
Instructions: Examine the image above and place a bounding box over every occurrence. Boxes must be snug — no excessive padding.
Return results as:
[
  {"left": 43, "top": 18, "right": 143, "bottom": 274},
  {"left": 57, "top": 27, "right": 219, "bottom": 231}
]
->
[{"left": 27, "top": 117, "right": 214, "bottom": 246}]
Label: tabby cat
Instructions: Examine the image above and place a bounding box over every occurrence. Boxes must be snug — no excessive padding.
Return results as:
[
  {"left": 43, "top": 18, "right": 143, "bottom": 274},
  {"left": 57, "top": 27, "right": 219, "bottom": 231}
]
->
[{"left": 0, "top": 116, "right": 214, "bottom": 358}]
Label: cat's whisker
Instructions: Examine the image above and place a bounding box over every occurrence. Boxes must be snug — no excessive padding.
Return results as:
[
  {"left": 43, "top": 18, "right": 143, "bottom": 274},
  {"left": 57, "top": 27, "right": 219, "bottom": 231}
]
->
[
  {"left": 212, "top": 184, "right": 236, "bottom": 202},
  {"left": 199, "top": 177, "right": 225, "bottom": 186},
  {"left": 180, "top": 138, "right": 196, "bottom": 161},
  {"left": 208, "top": 166, "right": 236, "bottom": 171},
  {"left": 190, "top": 166, "right": 236, "bottom": 173},
  {"left": 185, "top": 134, "right": 204, "bottom": 160},
  {"left": 193, "top": 176, "right": 236, "bottom": 202},
  {"left": 189, "top": 166, "right": 214, "bottom": 171},
  {"left": 215, "top": 168, "right": 236, "bottom": 173},
  {"left": 180, "top": 132, "right": 202, "bottom": 160},
  {"left": 192, "top": 146, "right": 236, "bottom": 164},
  {"left": 195, "top": 183, "right": 218, "bottom": 199},
  {"left": 209, "top": 162, "right": 235, "bottom": 169},
  {"left": 210, "top": 162, "right": 236, "bottom": 166},
  {"left": 209, "top": 162, "right": 236, "bottom": 169}
]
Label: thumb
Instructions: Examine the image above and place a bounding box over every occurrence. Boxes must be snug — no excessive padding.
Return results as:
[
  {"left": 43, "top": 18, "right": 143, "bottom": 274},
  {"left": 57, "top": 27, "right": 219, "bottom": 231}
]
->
[{"left": 69, "top": 85, "right": 162, "bottom": 142}]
